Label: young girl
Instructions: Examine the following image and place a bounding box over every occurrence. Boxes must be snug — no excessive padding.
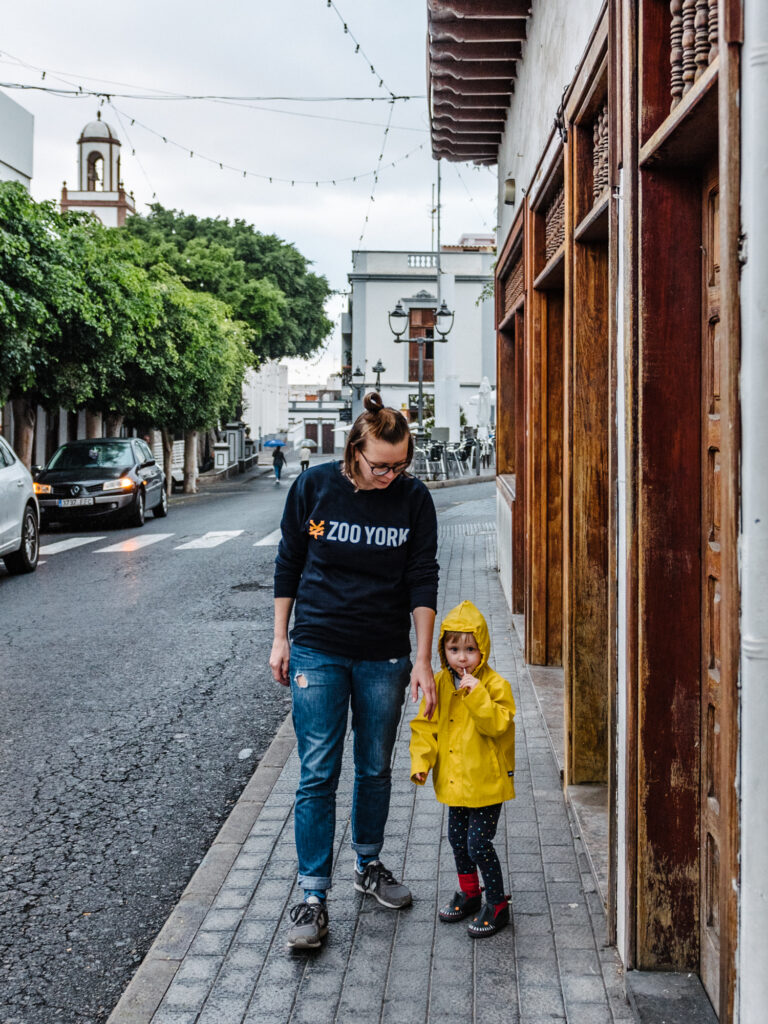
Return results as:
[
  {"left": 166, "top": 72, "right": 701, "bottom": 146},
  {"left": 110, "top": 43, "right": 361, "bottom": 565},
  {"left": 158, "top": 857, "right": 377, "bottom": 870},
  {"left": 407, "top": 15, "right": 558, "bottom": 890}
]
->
[{"left": 410, "top": 600, "right": 516, "bottom": 937}]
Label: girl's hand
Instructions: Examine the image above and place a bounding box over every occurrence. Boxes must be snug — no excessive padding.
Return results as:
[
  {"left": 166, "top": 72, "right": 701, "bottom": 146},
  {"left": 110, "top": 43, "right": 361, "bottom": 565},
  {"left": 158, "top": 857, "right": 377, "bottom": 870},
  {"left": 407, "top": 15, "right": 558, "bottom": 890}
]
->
[
  {"left": 413, "top": 772, "right": 427, "bottom": 784},
  {"left": 458, "top": 668, "right": 479, "bottom": 692}
]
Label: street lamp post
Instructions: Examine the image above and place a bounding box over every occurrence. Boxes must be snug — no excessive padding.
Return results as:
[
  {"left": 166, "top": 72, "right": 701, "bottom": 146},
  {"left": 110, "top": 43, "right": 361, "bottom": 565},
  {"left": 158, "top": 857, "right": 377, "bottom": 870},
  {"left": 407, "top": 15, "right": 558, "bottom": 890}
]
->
[
  {"left": 388, "top": 299, "right": 454, "bottom": 431},
  {"left": 349, "top": 363, "right": 385, "bottom": 416},
  {"left": 350, "top": 366, "right": 366, "bottom": 401},
  {"left": 372, "top": 359, "right": 386, "bottom": 390}
]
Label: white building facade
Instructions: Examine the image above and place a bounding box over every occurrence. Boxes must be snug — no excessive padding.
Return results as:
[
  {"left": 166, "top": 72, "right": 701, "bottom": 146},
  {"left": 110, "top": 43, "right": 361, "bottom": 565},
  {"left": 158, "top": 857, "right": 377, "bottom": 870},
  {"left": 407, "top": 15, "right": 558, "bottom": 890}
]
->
[
  {"left": 346, "top": 242, "right": 495, "bottom": 440},
  {"left": 0, "top": 90, "right": 33, "bottom": 187},
  {"left": 241, "top": 362, "right": 289, "bottom": 443}
]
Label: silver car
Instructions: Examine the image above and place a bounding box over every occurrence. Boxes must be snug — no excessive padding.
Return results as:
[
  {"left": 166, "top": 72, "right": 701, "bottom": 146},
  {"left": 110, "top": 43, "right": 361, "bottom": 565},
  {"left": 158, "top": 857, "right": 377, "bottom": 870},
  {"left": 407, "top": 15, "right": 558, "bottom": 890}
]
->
[{"left": 0, "top": 435, "right": 39, "bottom": 574}]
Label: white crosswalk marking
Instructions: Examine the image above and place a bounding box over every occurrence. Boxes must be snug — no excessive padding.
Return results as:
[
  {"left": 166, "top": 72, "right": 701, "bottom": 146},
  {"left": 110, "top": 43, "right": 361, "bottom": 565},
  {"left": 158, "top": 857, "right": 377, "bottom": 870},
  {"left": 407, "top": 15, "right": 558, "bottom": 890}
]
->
[
  {"left": 96, "top": 533, "right": 174, "bottom": 553},
  {"left": 39, "top": 536, "right": 107, "bottom": 555},
  {"left": 254, "top": 527, "right": 282, "bottom": 546},
  {"left": 175, "top": 530, "right": 243, "bottom": 550}
]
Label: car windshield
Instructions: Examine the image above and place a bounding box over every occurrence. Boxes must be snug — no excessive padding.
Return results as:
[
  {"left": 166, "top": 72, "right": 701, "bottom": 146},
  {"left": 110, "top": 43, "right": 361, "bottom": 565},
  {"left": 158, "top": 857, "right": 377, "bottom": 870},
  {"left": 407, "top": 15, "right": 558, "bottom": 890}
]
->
[{"left": 48, "top": 442, "right": 134, "bottom": 470}]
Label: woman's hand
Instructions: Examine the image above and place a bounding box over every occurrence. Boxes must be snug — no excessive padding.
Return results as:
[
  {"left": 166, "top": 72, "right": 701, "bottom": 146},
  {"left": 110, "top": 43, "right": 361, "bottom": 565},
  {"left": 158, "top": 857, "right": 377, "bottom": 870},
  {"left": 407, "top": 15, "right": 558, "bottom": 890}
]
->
[
  {"left": 413, "top": 772, "right": 427, "bottom": 784},
  {"left": 270, "top": 636, "right": 291, "bottom": 686},
  {"left": 458, "top": 668, "right": 479, "bottom": 693},
  {"left": 411, "top": 655, "right": 437, "bottom": 720}
]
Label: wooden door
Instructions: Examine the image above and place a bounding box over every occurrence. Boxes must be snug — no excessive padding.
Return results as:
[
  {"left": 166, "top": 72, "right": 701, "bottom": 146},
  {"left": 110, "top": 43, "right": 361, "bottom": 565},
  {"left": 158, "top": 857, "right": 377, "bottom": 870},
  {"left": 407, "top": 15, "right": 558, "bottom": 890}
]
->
[
  {"left": 304, "top": 422, "right": 318, "bottom": 445},
  {"left": 700, "top": 161, "right": 721, "bottom": 1013},
  {"left": 321, "top": 422, "right": 334, "bottom": 454}
]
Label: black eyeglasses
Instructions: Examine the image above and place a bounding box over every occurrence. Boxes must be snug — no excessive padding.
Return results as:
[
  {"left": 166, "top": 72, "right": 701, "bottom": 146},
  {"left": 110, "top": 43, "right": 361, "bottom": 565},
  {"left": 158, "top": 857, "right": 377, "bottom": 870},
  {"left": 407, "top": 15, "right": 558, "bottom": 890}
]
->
[{"left": 358, "top": 450, "right": 410, "bottom": 477}]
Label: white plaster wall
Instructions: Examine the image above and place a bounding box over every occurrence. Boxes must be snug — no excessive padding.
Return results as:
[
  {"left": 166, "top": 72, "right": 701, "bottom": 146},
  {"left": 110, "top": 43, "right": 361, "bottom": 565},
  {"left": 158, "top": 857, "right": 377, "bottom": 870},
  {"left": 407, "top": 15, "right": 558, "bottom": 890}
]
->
[
  {"left": 242, "top": 362, "right": 288, "bottom": 438},
  {"left": 0, "top": 91, "right": 34, "bottom": 186},
  {"left": 62, "top": 191, "right": 123, "bottom": 227},
  {"left": 497, "top": 490, "right": 512, "bottom": 607},
  {"left": 497, "top": 0, "right": 604, "bottom": 240}
]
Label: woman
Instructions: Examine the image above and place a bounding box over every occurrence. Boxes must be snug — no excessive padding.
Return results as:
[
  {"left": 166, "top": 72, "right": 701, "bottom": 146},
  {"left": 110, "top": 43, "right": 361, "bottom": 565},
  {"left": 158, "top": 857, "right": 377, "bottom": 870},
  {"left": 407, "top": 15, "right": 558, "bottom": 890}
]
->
[
  {"left": 270, "top": 393, "right": 439, "bottom": 949},
  {"left": 272, "top": 445, "right": 286, "bottom": 483}
]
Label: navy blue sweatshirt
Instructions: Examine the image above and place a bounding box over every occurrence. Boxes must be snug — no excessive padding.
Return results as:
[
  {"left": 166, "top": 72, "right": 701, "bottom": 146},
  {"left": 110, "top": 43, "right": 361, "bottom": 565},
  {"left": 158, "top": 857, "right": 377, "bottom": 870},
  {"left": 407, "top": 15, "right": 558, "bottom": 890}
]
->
[{"left": 274, "top": 461, "right": 439, "bottom": 659}]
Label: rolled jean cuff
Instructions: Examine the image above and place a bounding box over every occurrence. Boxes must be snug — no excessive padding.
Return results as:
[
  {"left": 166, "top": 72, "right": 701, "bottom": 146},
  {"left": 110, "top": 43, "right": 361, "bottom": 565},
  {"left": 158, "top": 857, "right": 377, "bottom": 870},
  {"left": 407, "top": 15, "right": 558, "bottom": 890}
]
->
[
  {"left": 298, "top": 873, "right": 332, "bottom": 892},
  {"left": 351, "top": 841, "right": 383, "bottom": 858}
]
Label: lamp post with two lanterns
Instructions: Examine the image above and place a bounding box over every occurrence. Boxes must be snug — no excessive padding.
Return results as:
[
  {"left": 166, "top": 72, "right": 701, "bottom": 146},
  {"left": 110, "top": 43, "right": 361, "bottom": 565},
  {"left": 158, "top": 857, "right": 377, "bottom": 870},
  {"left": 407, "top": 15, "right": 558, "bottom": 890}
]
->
[
  {"left": 348, "top": 359, "right": 387, "bottom": 411},
  {"left": 388, "top": 298, "right": 454, "bottom": 431}
]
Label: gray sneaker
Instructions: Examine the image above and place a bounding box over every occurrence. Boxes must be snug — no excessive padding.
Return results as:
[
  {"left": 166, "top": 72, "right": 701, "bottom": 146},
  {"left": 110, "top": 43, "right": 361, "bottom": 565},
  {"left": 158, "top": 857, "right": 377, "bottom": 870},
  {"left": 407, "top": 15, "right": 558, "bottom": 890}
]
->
[
  {"left": 286, "top": 897, "right": 329, "bottom": 949},
  {"left": 354, "top": 860, "right": 412, "bottom": 909}
]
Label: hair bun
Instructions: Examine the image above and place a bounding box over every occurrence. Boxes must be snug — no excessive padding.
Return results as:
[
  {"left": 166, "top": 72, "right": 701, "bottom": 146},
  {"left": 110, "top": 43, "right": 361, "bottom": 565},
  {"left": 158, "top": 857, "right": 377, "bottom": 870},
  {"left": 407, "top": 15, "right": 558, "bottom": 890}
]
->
[{"left": 363, "top": 391, "right": 384, "bottom": 414}]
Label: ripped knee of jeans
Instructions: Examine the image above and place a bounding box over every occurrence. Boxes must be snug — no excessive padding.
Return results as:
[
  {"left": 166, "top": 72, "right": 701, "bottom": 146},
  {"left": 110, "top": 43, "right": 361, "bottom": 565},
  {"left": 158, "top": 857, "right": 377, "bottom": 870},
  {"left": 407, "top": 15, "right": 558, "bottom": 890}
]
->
[{"left": 294, "top": 671, "right": 309, "bottom": 689}]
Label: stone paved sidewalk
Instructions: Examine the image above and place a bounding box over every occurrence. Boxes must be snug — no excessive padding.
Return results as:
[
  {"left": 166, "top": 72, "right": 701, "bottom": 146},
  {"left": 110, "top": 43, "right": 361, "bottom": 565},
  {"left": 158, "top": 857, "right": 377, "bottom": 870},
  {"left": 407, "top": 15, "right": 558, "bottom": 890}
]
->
[{"left": 109, "top": 499, "right": 638, "bottom": 1024}]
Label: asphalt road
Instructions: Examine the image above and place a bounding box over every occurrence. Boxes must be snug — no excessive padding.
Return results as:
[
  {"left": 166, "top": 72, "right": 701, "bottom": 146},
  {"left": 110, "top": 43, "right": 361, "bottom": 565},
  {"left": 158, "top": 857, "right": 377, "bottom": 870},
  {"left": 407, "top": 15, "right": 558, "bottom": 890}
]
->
[{"left": 0, "top": 460, "right": 495, "bottom": 1024}]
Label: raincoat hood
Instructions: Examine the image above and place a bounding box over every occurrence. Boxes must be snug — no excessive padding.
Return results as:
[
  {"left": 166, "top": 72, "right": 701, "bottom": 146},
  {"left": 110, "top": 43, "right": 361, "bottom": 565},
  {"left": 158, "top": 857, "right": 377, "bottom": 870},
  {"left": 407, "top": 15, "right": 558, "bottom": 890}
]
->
[{"left": 438, "top": 600, "right": 491, "bottom": 674}]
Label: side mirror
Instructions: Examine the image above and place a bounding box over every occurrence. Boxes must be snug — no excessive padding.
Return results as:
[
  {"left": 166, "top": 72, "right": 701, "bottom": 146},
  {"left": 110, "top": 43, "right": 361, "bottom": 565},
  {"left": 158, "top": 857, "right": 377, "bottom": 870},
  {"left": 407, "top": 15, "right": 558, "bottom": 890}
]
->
[
  {"left": 141, "top": 458, "right": 156, "bottom": 468},
  {"left": 31, "top": 465, "right": 41, "bottom": 478}
]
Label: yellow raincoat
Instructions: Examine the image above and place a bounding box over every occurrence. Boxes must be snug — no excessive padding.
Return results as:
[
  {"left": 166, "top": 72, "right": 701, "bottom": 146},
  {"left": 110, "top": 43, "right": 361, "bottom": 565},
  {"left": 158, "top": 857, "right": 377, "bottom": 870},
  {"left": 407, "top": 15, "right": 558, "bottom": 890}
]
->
[{"left": 410, "top": 601, "right": 516, "bottom": 807}]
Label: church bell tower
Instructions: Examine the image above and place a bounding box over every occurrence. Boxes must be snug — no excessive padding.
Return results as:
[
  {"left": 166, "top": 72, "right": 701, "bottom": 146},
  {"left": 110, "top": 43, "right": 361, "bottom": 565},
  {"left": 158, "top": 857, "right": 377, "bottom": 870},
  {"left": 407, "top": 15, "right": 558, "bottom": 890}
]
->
[{"left": 60, "top": 111, "right": 135, "bottom": 226}]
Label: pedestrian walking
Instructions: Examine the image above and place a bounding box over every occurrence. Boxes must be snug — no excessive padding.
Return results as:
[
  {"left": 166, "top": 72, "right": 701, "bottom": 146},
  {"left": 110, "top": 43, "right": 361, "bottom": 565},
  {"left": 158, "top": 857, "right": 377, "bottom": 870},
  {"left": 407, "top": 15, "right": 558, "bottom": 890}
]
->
[
  {"left": 272, "top": 446, "right": 286, "bottom": 483},
  {"left": 299, "top": 444, "right": 311, "bottom": 473},
  {"left": 270, "top": 391, "right": 439, "bottom": 950},
  {"left": 410, "top": 600, "right": 516, "bottom": 937}
]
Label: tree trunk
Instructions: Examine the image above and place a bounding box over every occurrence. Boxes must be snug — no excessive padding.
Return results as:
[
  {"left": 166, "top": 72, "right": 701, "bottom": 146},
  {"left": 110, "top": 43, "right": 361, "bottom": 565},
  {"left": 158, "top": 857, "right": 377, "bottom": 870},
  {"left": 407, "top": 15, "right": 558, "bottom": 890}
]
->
[
  {"left": 85, "top": 409, "right": 103, "bottom": 438},
  {"left": 105, "top": 413, "right": 124, "bottom": 436},
  {"left": 11, "top": 397, "right": 36, "bottom": 468},
  {"left": 161, "top": 428, "right": 174, "bottom": 497},
  {"left": 183, "top": 429, "right": 198, "bottom": 494}
]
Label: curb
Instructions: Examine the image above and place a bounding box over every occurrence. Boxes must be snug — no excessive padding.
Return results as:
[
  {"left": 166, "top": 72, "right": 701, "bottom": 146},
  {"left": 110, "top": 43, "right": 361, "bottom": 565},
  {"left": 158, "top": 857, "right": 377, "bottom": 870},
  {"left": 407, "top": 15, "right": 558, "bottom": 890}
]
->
[
  {"left": 424, "top": 471, "right": 496, "bottom": 490},
  {"left": 106, "top": 715, "right": 296, "bottom": 1024}
]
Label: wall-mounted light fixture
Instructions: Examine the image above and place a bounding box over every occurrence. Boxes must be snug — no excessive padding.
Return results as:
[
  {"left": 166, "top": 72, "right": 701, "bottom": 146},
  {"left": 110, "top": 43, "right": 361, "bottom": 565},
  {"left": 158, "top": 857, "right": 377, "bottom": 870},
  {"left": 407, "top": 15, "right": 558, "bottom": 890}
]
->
[
  {"left": 503, "top": 177, "right": 516, "bottom": 206},
  {"left": 554, "top": 84, "right": 569, "bottom": 144}
]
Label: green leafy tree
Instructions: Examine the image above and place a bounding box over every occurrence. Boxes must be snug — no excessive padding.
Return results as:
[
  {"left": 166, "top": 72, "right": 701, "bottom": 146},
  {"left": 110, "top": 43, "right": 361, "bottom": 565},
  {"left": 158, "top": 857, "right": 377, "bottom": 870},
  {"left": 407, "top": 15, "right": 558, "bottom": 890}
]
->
[
  {"left": 0, "top": 183, "right": 103, "bottom": 462},
  {"left": 125, "top": 204, "right": 332, "bottom": 365},
  {"left": 55, "top": 217, "right": 169, "bottom": 438},
  {"left": 148, "top": 273, "right": 250, "bottom": 492}
]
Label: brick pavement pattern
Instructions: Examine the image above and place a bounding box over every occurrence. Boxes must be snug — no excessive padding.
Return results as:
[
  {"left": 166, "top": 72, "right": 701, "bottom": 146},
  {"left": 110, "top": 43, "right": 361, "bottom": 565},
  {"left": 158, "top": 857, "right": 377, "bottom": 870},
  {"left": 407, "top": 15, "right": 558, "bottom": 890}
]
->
[{"left": 110, "top": 497, "right": 638, "bottom": 1024}]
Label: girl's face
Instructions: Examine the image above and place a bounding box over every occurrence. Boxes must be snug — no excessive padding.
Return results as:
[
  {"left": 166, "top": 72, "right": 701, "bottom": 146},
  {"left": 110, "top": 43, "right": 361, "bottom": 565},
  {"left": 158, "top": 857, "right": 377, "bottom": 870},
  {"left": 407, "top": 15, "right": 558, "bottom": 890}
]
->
[
  {"left": 444, "top": 634, "right": 482, "bottom": 676},
  {"left": 355, "top": 437, "right": 410, "bottom": 490}
]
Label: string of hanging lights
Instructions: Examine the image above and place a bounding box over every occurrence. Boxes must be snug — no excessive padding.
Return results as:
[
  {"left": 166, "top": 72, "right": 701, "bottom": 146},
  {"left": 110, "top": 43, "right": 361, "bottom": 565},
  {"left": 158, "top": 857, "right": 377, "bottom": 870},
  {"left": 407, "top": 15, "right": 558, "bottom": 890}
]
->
[
  {"left": 323, "top": 0, "right": 396, "bottom": 99},
  {"left": 356, "top": 100, "right": 396, "bottom": 245},
  {"left": 106, "top": 100, "right": 424, "bottom": 189}
]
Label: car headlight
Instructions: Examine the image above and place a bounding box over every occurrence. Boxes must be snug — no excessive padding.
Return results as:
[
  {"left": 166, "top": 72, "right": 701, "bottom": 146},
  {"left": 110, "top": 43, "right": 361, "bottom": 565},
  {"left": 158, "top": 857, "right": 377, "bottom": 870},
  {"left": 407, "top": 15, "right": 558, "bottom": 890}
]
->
[
  {"left": 34, "top": 482, "right": 52, "bottom": 494},
  {"left": 102, "top": 478, "right": 135, "bottom": 492}
]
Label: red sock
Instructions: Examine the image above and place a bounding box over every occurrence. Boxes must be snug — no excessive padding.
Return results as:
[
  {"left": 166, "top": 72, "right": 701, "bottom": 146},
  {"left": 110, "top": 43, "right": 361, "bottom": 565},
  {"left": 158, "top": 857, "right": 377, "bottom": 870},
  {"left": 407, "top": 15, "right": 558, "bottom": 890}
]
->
[
  {"left": 458, "top": 872, "right": 481, "bottom": 898},
  {"left": 493, "top": 897, "right": 509, "bottom": 916}
]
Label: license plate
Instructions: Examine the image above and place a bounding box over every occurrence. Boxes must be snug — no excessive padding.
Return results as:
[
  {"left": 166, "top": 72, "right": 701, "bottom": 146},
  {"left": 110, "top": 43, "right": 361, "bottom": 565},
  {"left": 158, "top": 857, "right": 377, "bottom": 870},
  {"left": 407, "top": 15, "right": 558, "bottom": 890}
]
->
[{"left": 58, "top": 497, "right": 94, "bottom": 507}]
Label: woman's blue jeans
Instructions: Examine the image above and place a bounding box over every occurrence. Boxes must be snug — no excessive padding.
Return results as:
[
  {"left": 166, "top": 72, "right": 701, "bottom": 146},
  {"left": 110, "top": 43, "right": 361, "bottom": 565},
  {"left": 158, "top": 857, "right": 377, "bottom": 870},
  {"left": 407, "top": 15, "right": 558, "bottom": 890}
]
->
[{"left": 289, "top": 642, "right": 410, "bottom": 891}]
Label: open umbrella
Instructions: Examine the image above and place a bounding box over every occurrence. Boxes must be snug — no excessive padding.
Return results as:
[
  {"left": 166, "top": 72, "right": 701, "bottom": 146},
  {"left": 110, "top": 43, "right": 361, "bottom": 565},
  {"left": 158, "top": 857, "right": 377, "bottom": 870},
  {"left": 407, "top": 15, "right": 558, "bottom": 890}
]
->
[
  {"left": 298, "top": 438, "right": 318, "bottom": 448},
  {"left": 263, "top": 439, "right": 286, "bottom": 447}
]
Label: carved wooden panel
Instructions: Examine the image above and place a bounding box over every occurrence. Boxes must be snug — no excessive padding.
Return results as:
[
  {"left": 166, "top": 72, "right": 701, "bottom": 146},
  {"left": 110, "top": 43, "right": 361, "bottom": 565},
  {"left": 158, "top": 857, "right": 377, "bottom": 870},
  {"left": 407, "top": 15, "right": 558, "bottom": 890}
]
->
[
  {"left": 671, "top": 0, "right": 719, "bottom": 109},
  {"left": 544, "top": 184, "right": 565, "bottom": 262},
  {"left": 700, "top": 163, "right": 722, "bottom": 1012},
  {"left": 592, "top": 103, "right": 609, "bottom": 202},
  {"left": 504, "top": 254, "right": 524, "bottom": 316}
]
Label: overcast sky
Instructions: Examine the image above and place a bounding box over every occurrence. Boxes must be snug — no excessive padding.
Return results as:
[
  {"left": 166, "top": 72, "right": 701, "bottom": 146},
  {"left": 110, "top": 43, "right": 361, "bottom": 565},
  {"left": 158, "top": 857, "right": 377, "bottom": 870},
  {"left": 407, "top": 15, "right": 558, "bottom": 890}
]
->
[{"left": 1, "top": 0, "right": 498, "bottom": 383}]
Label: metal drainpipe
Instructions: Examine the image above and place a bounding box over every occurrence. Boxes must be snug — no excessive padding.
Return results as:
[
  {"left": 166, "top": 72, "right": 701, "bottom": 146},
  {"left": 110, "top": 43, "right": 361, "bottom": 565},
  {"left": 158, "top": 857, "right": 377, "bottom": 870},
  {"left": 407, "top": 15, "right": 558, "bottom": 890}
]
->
[{"left": 739, "top": 1, "right": 768, "bottom": 1019}]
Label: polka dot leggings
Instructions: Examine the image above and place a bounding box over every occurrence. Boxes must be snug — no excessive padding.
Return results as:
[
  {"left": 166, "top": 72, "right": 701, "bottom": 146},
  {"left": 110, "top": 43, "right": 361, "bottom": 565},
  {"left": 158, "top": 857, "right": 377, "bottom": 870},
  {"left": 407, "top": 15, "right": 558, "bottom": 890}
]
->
[{"left": 448, "top": 803, "right": 505, "bottom": 905}]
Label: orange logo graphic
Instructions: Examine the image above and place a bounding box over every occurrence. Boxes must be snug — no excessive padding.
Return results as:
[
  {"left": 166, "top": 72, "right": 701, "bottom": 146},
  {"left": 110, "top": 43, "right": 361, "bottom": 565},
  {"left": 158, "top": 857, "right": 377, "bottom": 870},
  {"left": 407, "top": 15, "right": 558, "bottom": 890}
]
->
[{"left": 309, "top": 520, "right": 325, "bottom": 538}]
